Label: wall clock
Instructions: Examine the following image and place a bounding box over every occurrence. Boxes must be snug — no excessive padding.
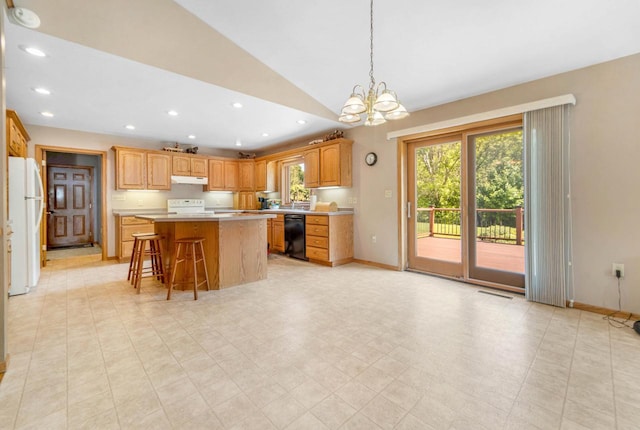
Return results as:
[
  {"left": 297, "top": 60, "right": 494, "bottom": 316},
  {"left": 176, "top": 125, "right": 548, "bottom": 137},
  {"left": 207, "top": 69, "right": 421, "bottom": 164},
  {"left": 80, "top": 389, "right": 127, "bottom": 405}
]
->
[{"left": 365, "top": 152, "right": 377, "bottom": 166}]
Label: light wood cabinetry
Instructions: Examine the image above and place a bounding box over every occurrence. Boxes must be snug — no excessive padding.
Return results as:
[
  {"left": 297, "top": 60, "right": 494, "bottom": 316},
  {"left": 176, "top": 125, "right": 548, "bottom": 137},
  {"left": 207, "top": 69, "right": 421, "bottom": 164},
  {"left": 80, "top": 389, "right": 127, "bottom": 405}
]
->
[
  {"left": 267, "top": 218, "right": 273, "bottom": 251},
  {"left": 224, "top": 161, "right": 239, "bottom": 190},
  {"left": 115, "top": 216, "right": 155, "bottom": 262},
  {"left": 6, "top": 110, "right": 30, "bottom": 157},
  {"left": 115, "top": 148, "right": 146, "bottom": 190},
  {"left": 303, "top": 139, "right": 352, "bottom": 188},
  {"left": 172, "top": 155, "right": 208, "bottom": 177},
  {"left": 236, "top": 191, "right": 256, "bottom": 209},
  {"left": 304, "top": 149, "right": 320, "bottom": 188},
  {"left": 206, "top": 159, "right": 225, "bottom": 191},
  {"left": 146, "top": 152, "right": 172, "bottom": 190},
  {"left": 255, "top": 160, "right": 277, "bottom": 192},
  {"left": 306, "top": 214, "right": 353, "bottom": 266},
  {"left": 238, "top": 160, "right": 255, "bottom": 191},
  {"left": 271, "top": 214, "right": 285, "bottom": 252}
]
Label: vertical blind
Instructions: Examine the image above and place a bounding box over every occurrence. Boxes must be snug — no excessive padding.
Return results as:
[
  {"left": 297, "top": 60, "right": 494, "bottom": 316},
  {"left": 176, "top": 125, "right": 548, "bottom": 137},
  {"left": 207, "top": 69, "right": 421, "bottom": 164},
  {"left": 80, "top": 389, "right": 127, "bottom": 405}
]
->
[{"left": 524, "top": 105, "right": 572, "bottom": 307}]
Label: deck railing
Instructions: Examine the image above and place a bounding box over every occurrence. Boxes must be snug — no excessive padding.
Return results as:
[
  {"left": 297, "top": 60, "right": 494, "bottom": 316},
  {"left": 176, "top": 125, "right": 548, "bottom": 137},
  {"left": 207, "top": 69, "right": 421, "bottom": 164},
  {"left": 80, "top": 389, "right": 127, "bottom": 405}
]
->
[{"left": 416, "top": 207, "right": 524, "bottom": 245}]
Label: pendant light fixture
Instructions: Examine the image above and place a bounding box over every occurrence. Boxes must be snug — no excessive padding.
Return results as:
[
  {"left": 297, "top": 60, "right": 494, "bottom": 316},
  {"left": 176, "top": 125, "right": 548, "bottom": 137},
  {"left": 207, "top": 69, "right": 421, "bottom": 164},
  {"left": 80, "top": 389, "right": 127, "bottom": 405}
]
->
[{"left": 339, "top": 0, "right": 409, "bottom": 125}]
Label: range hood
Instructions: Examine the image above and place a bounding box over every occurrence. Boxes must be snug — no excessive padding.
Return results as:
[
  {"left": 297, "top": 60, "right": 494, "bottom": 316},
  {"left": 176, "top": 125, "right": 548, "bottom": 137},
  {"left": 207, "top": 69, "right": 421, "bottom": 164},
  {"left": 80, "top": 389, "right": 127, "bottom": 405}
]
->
[{"left": 171, "top": 175, "right": 208, "bottom": 185}]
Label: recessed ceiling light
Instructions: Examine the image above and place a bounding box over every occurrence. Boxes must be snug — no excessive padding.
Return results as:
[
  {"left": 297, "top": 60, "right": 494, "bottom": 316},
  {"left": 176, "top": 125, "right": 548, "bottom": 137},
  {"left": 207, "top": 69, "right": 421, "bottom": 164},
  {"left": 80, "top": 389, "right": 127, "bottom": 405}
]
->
[
  {"left": 297, "top": 119, "right": 307, "bottom": 124},
  {"left": 40, "top": 111, "right": 54, "bottom": 117},
  {"left": 235, "top": 140, "right": 242, "bottom": 147},
  {"left": 188, "top": 135, "right": 196, "bottom": 139},
  {"left": 261, "top": 132, "right": 269, "bottom": 137},
  {"left": 23, "top": 46, "right": 46, "bottom": 57},
  {"left": 33, "top": 87, "right": 51, "bottom": 95},
  {"left": 167, "top": 110, "right": 178, "bottom": 116},
  {"left": 232, "top": 102, "right": 243, "bottom": 109},
  {"left": 125, "top": 124, "right": 135, "bottom": 130}
]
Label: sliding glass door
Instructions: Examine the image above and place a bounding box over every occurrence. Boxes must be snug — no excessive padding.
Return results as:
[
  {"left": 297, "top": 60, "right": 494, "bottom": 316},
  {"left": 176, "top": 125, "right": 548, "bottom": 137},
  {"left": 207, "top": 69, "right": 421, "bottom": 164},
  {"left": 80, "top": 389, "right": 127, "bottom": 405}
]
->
[{"left": 407, "top": 118, "right": 525, "bottom": 291}]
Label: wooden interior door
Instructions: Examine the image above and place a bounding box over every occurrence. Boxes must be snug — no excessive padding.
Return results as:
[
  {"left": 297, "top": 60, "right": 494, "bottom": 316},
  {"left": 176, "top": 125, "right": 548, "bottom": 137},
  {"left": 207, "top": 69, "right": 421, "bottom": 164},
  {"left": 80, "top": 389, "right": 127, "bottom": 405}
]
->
[{"left": 47, "top": 165, "right": 94, "bottom": 248}]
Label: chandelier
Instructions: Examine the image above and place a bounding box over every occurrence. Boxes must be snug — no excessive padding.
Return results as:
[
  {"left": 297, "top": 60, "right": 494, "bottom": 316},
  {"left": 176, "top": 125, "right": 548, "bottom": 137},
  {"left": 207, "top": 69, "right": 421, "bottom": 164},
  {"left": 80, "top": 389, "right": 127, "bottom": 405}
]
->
[{"left": 339, "top": 0, "right": 409, "bottom": 126}]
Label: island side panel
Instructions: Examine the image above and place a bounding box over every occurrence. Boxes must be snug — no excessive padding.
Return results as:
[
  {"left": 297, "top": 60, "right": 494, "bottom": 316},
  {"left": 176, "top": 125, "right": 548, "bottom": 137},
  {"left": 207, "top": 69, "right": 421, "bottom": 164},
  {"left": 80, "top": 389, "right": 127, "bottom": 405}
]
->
[
  {"left": 155, "top": 221, "right": 221, "bottom": 290},
  {"left": 218, "top": 219, "right": 268, "bottom": 288}
]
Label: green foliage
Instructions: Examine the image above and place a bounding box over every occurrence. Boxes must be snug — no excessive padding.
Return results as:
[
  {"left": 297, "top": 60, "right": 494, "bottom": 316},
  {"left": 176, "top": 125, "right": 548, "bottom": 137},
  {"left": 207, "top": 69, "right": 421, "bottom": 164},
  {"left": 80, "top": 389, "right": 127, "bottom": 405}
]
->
[{"left": 289, "top": 164, "right": 310, "bottom": 202}]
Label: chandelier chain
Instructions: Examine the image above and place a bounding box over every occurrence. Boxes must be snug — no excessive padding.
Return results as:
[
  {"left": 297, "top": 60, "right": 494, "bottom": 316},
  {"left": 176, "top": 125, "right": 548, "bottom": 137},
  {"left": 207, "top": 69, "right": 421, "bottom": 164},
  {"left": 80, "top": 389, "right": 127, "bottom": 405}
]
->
[{"left": 369, "top": 0, "right": 375, "bottom": 91}]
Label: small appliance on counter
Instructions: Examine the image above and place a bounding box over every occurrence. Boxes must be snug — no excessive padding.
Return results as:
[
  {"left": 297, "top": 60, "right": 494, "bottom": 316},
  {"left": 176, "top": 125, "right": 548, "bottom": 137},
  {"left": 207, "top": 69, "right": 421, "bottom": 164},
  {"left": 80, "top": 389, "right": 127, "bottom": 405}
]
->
[{"left": 257, "top": 197, "right": 269, "bottom": 210}]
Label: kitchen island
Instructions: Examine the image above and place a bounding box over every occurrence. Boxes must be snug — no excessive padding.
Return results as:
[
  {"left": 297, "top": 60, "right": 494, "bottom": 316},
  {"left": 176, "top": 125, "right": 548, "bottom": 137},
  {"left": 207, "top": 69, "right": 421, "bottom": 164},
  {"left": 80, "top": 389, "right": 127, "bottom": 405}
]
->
[{"left": 136, "top": 212, "right": 276, "bottom": 289}]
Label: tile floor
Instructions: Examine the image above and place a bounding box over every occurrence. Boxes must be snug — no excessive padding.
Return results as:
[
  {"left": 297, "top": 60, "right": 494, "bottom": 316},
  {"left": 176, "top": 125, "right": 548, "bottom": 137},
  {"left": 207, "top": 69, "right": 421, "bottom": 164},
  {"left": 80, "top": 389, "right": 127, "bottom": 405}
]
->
[{"left": 1, "top": 256, "right": 639, "bottom": 429}]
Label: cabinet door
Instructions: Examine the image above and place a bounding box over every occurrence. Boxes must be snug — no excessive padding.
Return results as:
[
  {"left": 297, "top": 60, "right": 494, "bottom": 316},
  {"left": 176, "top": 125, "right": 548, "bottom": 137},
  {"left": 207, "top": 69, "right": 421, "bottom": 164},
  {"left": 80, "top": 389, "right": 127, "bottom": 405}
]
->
[
  {"left": 116, "top": 149, "right": 146, "bottom": 189},
  {"left": 319, "top": 144, "right": 340, "bottom": 186},
  {"left": 304, "top": 149, "right": 320, "bottom": 188},
  {"left": 224, "top": 161, "right": 239, "bottom": 190},
  {"left": 239, "top": 191, "right": 256, "bottom": 209},
  {"left": 207, "top": 159, "right": 225, "bottom": 190},
  {"left": 191, "top": 158, "right": 208, "bottom": 177},
  {"left": 172, "top": 155, "right": 191, "bottom": 176},
  {"left": 272, "top": 221, "right": 285, "bottom": 252},
  {"left": 147, "top": 153, "right": 171, "bottom": 190},
  {"left": 255, "top": 160, "right": 266, "bottom": 191},
  {"left": 239, "top": 161, "right": 255, "bottom": 191}
]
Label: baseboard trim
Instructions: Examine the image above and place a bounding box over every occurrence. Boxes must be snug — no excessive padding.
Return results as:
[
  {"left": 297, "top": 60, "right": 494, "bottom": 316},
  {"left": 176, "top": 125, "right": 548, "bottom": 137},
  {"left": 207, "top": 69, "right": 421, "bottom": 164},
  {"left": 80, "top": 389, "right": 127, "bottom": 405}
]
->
[
  {"left": 570, "top": 301, "right": 640, "bottom": 320},
  {"left": 352, "top": 259, "right": 401, "bottom": 271}
]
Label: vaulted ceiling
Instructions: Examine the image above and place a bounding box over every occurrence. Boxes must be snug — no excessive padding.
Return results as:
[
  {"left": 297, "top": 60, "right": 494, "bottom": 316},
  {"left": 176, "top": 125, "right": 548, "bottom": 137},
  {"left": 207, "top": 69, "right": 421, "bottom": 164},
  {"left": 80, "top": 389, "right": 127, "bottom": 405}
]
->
[{"left": 5, "top": 0, "right": 640, "bottom": 150}]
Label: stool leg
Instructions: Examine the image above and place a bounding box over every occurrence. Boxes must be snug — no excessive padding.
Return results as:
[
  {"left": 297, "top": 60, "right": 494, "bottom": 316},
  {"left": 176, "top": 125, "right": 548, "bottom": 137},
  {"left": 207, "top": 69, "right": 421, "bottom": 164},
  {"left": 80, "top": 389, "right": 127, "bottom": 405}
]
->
[
  {"left": 155, "top": 239, "right": 165, "bottom": 284},
  {"left": 127, "top": 236, "right": 139, "bottom": 282},
  {"left": 191, "top": 243, "right": 198, "bottom": 300},
  {"left": 198, "top": 241, "right": 210, "bottom": 291},
  {"left": 135, "top": 240, "right": 146, "bottom": 293},
  {"left": 167, "top": 243, "right": 181, "bottom": 300}
]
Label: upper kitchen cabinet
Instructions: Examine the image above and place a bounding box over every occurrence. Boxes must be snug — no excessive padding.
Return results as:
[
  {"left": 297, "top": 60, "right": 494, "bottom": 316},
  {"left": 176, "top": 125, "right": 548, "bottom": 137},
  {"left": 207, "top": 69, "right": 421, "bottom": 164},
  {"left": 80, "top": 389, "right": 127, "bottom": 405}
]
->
[
  {"left": 304, "top": 149, "right": 320, "bottom": 188},
  {"left": 255, "top": 159, "right": 277, "bottom": 192},
  {"left": 209, "top": 159, "right": 240, "bottom": 191},
  {"left": 304, "top": 138, "right": 352, "bottom": 188},
  {"left": 172, "top": 155, "right": 208, "bottom": 177},
  {"left": 146, "top": 152, "right": 171, "bottom": 190},
  {"left": 114, "top": 147, "right": 146, "bottom": 190},
  {"left": 6, "top": 110, "right": 30, "bottom": 158},
  {"left": 238, "top": 160, "right": 255, "bottom": 191}
]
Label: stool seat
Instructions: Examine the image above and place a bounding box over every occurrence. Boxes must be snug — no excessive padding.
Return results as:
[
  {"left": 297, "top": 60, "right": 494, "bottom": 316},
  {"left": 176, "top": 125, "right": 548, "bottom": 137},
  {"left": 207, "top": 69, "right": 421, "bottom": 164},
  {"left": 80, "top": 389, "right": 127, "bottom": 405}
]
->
[
  {"left": 167, "top": 237, "right": 210, "bottom": 300},
  {"left": 128, "top": 234, "right": 165, "bottom": 293}
]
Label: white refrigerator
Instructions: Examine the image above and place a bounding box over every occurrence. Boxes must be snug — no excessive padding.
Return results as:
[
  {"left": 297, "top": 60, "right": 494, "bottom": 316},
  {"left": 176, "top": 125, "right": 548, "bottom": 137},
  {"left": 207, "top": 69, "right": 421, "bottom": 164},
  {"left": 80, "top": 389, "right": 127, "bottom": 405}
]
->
[{"left": 8, "top": 157, "right": 44, "bottom": 296}]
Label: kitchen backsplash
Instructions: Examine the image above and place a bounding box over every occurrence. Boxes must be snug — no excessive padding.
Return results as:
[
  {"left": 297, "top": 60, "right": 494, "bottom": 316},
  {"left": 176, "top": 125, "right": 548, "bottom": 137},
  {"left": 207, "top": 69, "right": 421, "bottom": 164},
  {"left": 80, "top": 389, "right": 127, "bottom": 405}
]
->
[{"left": 111, "top": 186, "right": 234, "bottom": 210}]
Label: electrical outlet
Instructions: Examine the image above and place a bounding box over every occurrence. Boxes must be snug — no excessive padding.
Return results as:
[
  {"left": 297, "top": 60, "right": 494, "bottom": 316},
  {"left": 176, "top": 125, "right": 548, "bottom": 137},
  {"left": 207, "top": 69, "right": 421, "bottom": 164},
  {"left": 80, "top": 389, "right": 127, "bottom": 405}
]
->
[
  {"left": 352, "top": 197, "right": 357, "bottom": 204},
  {"left": 137, "top": 199, "right": 143, "bottom": 206},
  {"left": 371, "top": 235, "right": 376, "bottom": 243},
  {"left": 612, "top": 263, "right": 625, "bottom": 278}
]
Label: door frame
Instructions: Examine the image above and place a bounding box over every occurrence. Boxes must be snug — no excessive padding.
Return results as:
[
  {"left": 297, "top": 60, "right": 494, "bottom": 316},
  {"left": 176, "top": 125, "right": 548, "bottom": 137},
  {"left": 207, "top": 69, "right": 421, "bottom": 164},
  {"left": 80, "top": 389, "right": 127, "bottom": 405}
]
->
[
  {"left": 398, "top": 114, "right": 525, "bottom": 293},
  {"left": 35, "top": 145, "right": 108, "bottom": 264},
  {"left": 46, "top": 163, "right": 95, "bottom": 249}
]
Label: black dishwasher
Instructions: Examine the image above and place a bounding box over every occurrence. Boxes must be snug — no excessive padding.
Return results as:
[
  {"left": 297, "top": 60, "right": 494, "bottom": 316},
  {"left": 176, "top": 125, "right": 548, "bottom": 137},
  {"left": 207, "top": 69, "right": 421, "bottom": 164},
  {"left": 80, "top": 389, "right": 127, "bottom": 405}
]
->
[{"left": 284, "top": 214, "right": 307, "bottom": 260}]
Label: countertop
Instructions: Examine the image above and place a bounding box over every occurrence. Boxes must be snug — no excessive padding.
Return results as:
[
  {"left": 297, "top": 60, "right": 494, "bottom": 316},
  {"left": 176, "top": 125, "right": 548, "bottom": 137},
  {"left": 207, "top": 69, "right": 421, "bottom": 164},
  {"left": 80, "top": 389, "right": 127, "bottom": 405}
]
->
[
  {"left": 114, "top": 208, "right": 354, "bottom": 217},
  {"left": 136, "top": 213, "right": 276, "bottom": 222}
]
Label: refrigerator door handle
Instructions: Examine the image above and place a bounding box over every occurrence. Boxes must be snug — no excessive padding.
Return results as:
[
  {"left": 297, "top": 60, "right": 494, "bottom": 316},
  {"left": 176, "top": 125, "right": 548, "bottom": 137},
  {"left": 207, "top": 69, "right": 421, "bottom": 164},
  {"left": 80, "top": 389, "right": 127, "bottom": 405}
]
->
[{"left": 31, "top": 161, "right": 45, "bottom": 230}]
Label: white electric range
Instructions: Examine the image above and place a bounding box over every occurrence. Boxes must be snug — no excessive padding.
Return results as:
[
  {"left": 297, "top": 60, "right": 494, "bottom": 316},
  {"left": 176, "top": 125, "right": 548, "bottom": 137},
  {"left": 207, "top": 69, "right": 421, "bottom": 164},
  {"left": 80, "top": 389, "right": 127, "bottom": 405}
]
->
[{"left": 167, "top": 199, "right": 211, "bottom": 214}]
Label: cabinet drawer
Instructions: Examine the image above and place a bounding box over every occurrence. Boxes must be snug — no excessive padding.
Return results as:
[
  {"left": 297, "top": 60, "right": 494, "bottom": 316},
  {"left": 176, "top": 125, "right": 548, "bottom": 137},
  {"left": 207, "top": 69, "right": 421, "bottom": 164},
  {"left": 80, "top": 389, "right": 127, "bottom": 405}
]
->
[
  {"left": 121, "top": 224, "right": 154, "bottom": 240},
  {"left": 275, "top": 214, "right": 285, "bottom": 222},
  {"left": 306, "top": 235, "right": 328, "bottom": 249},
  {"left": 306, "top": 224, "right": 328, "bottom": 237},
  {"left": 306, "top": 246, "right": 329, "bottom": 261},
  {"left": 306, "top": 215, "right": 328, "bottom": 226},
  {"left": 121, "top": 216, "right": 152, "bottom": 225}
]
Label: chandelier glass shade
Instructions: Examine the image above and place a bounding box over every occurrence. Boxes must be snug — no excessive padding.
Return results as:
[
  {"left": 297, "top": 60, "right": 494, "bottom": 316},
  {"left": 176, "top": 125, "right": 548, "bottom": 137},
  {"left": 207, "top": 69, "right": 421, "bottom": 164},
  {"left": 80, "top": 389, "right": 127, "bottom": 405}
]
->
[{"left": 339, "top": 0, "right": 409, "bottom": 126}]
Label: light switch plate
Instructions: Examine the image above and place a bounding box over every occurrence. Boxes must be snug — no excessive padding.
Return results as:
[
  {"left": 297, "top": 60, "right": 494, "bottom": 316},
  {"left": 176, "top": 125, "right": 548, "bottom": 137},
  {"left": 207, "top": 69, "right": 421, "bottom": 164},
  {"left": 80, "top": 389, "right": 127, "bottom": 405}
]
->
[{"left": 384, "top": 190, "right": 392, "bottom": 198}]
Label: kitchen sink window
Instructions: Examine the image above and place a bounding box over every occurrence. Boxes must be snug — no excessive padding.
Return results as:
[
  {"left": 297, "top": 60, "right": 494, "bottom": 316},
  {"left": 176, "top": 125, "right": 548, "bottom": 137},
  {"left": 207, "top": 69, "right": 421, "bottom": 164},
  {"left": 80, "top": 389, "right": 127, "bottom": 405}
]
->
[{"left": 282, "top": 158, "right": 309, "bottom": 204}]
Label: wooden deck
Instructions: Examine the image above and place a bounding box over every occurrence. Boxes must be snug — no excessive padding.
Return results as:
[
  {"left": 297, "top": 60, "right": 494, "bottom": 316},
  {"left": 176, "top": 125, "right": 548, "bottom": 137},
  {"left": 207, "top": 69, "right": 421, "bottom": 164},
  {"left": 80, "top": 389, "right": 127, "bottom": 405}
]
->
[{"left": 417, "top": 236, "right": 524, "bottom": 273}]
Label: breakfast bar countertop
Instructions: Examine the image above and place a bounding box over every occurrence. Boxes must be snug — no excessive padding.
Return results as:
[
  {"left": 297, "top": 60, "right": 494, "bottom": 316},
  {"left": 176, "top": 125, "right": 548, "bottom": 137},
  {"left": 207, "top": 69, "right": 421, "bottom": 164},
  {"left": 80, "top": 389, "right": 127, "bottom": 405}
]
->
[{"left": 136, "top": 213, "right": 276, "bottom": 222}]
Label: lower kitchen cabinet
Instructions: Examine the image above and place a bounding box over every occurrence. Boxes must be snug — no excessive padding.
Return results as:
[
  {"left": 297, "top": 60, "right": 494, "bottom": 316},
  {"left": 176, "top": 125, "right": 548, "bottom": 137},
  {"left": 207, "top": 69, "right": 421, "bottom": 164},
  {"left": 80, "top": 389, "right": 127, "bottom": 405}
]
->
[
  {"left": 306, "top": 214, "right": 353, "bottom": 266},
  {"left": 271, "top": 214, "right": 285, "bottom": 253},
  {"left": 115, "top": 215, "right": 155, "bottom": 262},
  {"left": 267, "top": 218, "right": 273, "bottom": 251}
]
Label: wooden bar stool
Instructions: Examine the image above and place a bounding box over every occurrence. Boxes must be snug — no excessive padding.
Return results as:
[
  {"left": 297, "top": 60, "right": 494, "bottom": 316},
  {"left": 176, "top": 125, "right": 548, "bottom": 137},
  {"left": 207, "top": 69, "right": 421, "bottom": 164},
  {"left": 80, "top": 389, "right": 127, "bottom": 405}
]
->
[
  {"left": 167, "top": 237, "right": 210, "bottom": 300},
  {"left": 127, "top": 232, "right": 156, "bottom": 283},
  {"left": 130, "top": 234, "right": 165, "bottom": 294}
]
